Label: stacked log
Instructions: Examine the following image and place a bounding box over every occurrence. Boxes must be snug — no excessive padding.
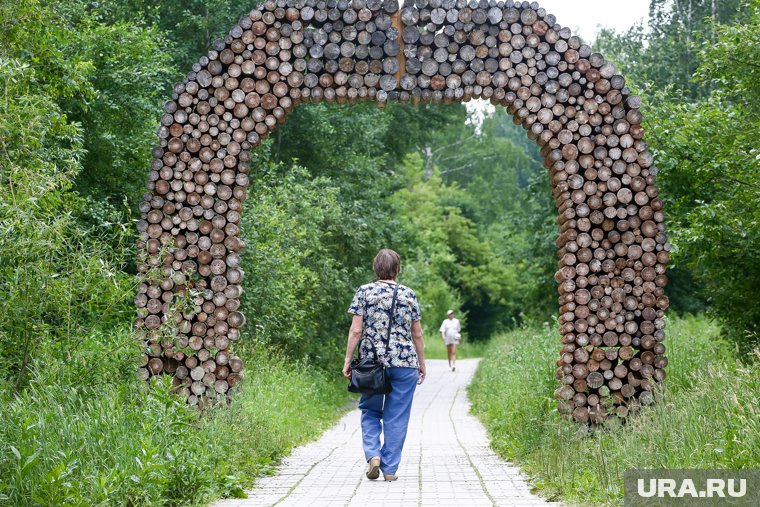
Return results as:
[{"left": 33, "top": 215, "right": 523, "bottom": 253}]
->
[{"left": 135, "top": 0, "right": 668, "bottom": 420}]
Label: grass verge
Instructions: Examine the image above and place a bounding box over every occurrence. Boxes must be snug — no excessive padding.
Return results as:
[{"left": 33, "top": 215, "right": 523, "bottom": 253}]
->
[
  {"left": 468, "top": 315, "right": 760, "bottom": 506},
  {"left": 423, "top": 335, "right": 489, "bottom": 360},
  {"left": 0, "top": 329, "right": 348, "bottom": 507}
]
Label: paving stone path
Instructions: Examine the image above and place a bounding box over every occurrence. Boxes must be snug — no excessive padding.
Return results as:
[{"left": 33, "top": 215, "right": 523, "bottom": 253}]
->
[{"left": 212, "top": 359, "right": 558, "bottom": 507}]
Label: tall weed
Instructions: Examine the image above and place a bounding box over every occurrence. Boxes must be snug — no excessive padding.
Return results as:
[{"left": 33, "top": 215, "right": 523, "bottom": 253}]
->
[
  {"left": 0, "top": 332, "right": 347, "bottom": 507},
  {"left": 469, "top": 315, "right": 760, "bottom": 506}
]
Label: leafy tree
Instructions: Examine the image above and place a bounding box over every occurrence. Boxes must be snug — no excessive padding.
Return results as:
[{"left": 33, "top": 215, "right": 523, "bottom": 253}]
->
[
  {"left": 406, "top": 107, "right": 558, "bottom": 324},
  {"left": 381, "top": 102, "right": 470, "bottom": 166},
  {"left": 239, "top": 153, "right": 348, "bottom": 362},
  {"left": 592, "top": 0, "right": 759, "bottom": 318},
  {"left": 2, "top": 0, "right": 174, "bottom": 209},
  {"left": 0, "top": 46, "right": 133, "bottom": 391},
  {"left": 390, "top": 153, "right": 516, "bottom": 340},
  {"left": 484, "top": 169, "right": 559, "bottom": 324},
  {"left": 646, "top": 2, "right": 760, "bottom": 344},
  {"left": 595, "top": 0, "right": 749, "bottom": 98},
  {"left": 97, "top": 0, "right": 257, "bottom": 72},
  {"left": 62, "top": 17, "right": 174, "bottom": 207}
]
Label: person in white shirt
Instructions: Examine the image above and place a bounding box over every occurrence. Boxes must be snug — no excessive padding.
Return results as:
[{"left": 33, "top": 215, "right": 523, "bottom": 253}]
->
[{"left": 439, "top": 310, "right": 461, "bottom": 372}]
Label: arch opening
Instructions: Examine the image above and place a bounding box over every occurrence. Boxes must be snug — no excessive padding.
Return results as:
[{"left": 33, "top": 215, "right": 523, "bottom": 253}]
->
[{"left": 134, "top": 0, "right": 670, "bottom": 423}]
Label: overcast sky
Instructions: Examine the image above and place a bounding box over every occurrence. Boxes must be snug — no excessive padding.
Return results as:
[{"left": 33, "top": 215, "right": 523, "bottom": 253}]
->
[{"left": 536, "top": 0, "right": 650, "bottom": 42}]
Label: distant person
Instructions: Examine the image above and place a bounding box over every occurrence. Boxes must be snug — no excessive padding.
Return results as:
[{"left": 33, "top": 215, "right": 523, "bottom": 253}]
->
[
  {"left": 342, "top": 248, "right": 426, "bottom": 482},
  {"left": 439, "top": 310, "right": 461, "bottom": 371}
]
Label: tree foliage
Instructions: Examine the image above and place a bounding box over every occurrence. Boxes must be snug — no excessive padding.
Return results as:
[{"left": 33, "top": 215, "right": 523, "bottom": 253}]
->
[
  {"left": 0, "top": 9, "right": 135, "bottom": 390},
  {"left": 595, "top": 0, "right": 750, "bottom": 98},
  {"left": 97, "top": 0, "right": 257, "bottom": 72},
  {"left": 4, "top": 0, "right": 758, "bottom": 387},
  {"left": 645, "top": 3, "right": 760, "bottom": 344},
  {"left": 596, "top": 0, "right": 760, "bottom": 343},
  {"left": 2, "top": 0, "right": 760, "bottom": 503}
]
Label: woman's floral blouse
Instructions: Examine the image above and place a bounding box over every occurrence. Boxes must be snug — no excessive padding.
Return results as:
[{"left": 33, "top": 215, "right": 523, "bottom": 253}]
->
[{"left": 348, "top": 281, "right": 421, "bottom": 368}]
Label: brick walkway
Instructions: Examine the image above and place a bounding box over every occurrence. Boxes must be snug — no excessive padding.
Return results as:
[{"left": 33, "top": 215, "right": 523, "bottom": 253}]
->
[{"left": 212, "top": 359, "right": 557, "bottom": 507}]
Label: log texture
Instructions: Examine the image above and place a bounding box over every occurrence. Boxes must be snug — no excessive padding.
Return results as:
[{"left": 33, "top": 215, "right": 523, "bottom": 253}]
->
[{"left": 135, "top": 0, "right": 669, "bottom": 420}]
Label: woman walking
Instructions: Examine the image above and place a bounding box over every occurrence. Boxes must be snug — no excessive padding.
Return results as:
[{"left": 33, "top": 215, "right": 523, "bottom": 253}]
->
[
  {"left": 439, "top": 310, "right": 461, "bottom": 371},
  {"left": 342, "top": 249, "right": 426, "bottom": 482}
]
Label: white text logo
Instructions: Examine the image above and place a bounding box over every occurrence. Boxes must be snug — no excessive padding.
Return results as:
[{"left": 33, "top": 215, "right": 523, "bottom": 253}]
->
[{"left": 637, "top": 478, "right": 747, "bottom": 498}]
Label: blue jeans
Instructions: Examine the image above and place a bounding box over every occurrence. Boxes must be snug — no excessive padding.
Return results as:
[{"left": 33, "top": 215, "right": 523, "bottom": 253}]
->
[{"left": 358, "top": 367, "right": 418, "bottom": 475}]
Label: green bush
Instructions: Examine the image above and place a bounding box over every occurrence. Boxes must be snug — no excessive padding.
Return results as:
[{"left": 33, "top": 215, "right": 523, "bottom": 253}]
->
[
  {"left": 645, "top": 9, "right": 760, "bottom": 344},
  {"left": 0, "top": 330, "right": 347, "bottom": 507},
  {"left": 595, "top": 1, "right": 760, "bottom": 345},
  {"left": 469, "top": 315, "right": 760, "bottom": 506},
  {"left": 0, "top": 55, "right": 135, "bottom": 391}
]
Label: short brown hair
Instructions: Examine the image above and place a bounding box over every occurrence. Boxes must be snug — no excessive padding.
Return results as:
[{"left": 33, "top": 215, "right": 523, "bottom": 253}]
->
[{"left": 373, "top": 249, "right": 400, "bottom": 280}]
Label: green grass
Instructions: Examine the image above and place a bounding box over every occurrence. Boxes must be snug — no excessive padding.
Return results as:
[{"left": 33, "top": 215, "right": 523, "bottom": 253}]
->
[
  {"left": 0, "top": 329, "right": 348, "bottom": 507},
  {"left": 423, "top": 335, "right": 489, "bottom": 360},
  {"left": 469, "top": 315, "right": 760, "bottom": 506}
]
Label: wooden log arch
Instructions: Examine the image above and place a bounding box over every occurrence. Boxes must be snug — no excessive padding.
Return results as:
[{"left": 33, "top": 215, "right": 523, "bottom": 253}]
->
[{"left": 135, "top": 0, "right": 670, "bottom": 422}]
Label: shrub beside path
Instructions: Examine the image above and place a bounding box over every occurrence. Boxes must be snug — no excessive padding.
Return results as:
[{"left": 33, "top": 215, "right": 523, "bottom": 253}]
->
[{"left": 212, "top": 359, "right": 558, "bottom": 507}]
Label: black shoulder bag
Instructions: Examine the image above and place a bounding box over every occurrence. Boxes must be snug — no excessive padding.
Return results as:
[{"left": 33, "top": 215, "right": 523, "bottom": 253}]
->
[{"left": 347, "top": 283, "right": 399, "bottom": 395}]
